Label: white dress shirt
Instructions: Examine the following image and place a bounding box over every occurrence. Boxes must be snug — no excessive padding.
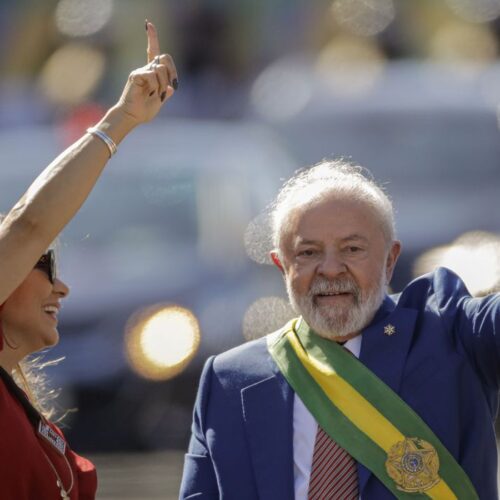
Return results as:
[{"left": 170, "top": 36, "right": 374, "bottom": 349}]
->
[{"left": 293, "top": 334, "right": 362, "bottom": 500}]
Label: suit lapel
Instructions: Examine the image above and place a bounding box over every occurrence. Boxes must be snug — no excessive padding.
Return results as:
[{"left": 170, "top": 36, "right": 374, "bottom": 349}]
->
[
  {"left": 360, "top": 301, "right": 418, "bottom": 392},
  {"left": 357, "top": 298, "right": 418, "bottom": 495},
  {"left": 241, "top": 355, "right": 295, "bottom": 500}
]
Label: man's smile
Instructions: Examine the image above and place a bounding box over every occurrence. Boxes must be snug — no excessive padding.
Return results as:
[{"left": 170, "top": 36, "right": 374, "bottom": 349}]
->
[{"left": 314, "top": 292, "right": 354, "bottom": 306}]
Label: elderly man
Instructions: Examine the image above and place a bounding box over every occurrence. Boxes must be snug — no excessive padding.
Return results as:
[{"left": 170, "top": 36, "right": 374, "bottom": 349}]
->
[{"left": 179, "top": 161, "right": 499, "bottom": 499}]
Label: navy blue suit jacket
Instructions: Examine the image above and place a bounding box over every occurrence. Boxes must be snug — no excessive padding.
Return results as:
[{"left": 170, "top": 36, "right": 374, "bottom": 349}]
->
[{"left": 179, "top": 269, "right": 500, "bottom": 499}]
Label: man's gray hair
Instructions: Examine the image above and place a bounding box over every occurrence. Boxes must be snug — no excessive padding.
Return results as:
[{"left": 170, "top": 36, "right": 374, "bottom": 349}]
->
[{"left": 271, "top": 159, "right": 396, "bottom": 251}]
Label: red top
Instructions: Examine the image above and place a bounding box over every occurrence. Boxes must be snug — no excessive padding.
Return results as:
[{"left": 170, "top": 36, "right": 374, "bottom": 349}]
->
[{"left": 0, "top": 377, "right": 97, "bottom": 499}]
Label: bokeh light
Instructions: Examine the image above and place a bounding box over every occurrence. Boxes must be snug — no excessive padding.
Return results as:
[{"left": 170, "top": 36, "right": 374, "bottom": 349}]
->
[
  {"left": 55, "top": 0, "right": 114, "bottom": 37},
  {"left": 429, "top": 21, "right": 497, "bottom": 69},
  {"left": 250, "top": 57, "right": 312, "bottom": 121},
  {"left": 330, "top": 0, "right": 395, "bottom": 37},
  {"left": 125, "top": 304, "right": 201, "bottom": 381},
  {"left": 242, "top": 296, "right": 295, "bottom": 341},
  {"left": 39, "top": 43, "right": 105, "bottom": 106},
  {"left": 444, "top": 0, "right": 500, "bottom": 23},
  {"left": 315, "top": 35, "right": 386, "bottom": 97},
  {"left": 414, "top": 231, "right": 500, "bottom": 296},
  {"left": 243, "top": 212, "right": 274, "bottom": 265}
]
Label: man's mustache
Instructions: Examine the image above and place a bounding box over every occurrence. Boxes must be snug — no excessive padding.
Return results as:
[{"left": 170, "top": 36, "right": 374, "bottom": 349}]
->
[{"left": 308, "top": 277, "right": 360, "bottom": 300}]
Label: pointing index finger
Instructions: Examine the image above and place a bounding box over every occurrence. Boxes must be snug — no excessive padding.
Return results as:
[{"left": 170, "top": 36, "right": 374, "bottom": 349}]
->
[{"left": 146, "top": 20, "right": 160, "bottom": 63}]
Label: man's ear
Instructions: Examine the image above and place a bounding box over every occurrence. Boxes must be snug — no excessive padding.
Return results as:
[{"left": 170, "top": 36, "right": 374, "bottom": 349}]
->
[
  {"left": 270, "top": 250, "right": 285, "bottom": 273},
  {"left": 385, "top": 240, "right": 402, "bottom": 284}
]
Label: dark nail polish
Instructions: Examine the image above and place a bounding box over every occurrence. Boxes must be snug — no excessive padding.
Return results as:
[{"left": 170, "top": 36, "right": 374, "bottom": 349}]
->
[
  {"left": 160, "top": 91, "right": 166, "bottom": 102},
  {"left": 145, "top": 19, "right": 149, "bottom": 31},
  {"left": 149, "top": 90, "right": 155, "bottom": 97},
  {"left": 172, "top": 78, "right": 179, "bottom": 90}
]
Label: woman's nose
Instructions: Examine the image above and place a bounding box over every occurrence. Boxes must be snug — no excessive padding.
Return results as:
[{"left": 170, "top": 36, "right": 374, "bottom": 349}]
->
[{"left": 53, "top": 278, "right": 70, "bottom": 298}]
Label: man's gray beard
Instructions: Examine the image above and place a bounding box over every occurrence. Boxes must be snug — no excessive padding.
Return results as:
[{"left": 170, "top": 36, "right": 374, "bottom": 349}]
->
[{"left": 286, "top": 272, "right": 386, "bottom": 339}]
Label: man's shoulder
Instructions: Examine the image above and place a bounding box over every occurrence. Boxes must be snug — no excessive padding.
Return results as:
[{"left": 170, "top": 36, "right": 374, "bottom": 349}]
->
[
  {"left": 207, "top": 327, "right": 289, "bottom": 390},
  {"left": 393, "top": 266, "right": 470, "bottom": 308},
  {"left": 212, "top": 335, "right": 273, "bottom": 376}
]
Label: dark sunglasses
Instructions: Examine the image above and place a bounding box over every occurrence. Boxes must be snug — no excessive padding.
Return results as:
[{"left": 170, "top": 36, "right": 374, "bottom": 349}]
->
[{"left": 34, "top": 250, "right": 56, "bottom": 284}]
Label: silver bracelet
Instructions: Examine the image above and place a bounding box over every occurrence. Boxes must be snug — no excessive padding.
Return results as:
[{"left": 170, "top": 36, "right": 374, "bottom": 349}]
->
[{"left": 86, "top": 127, "right": 118, "bottom": 158}]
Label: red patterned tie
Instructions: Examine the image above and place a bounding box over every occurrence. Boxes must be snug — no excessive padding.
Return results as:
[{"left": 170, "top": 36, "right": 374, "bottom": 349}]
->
[{"left": 307, "top": 426, "right": 359, "bottom": 499}]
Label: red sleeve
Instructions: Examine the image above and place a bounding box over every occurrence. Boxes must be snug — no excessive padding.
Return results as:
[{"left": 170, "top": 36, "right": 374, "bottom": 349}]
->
[
  {"left": 71, "top": 449, "right": 98, "bottom": 500},
  {"left": 50, "top": 422, "right": 98, "bottom": 499}
]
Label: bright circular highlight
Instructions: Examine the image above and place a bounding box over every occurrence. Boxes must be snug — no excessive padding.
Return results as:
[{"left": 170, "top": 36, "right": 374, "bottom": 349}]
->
[
  {"left": 39, "top": 43, "right": 105, "bottom": 105},
  {"left": 243, "top": 296, "right": 295, "bottom": 341},
  {"left": 125, "top": 305, "right": 201, "bottom": 381},
  {"left": 243, "top": 212, "right": 274, "bottom": 265},
  {"left": 316, "top": 36, "right": 386, "bottom": 97},
  {"left": 414, "top": 231, "right": 500, "bottom": 296},
  {"left": 429, "top": 21, "right": 497, "bottom": 67},
  {"left": 251, "top": 58, "right": 312, "bottom": 121},
  {"left": 56, "top": 0, "right": 113, "bottom": 37},
  {"left": 331, "top": 0, "right": 395, "bottom": 37},
  {"left": 445, "top": 0, "right": 500, "bottom": 23}
]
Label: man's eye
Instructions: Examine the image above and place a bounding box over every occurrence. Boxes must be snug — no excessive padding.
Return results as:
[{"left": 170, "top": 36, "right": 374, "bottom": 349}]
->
[
  {"left": 346, "top": 246, "right": 362, "bottom": 253},
  {"left": 298, "top": 249, "right": 316, "bottom": 257}
]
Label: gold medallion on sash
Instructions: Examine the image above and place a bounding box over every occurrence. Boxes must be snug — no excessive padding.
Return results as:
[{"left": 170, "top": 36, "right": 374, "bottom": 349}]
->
[{"left": 385, "top": 437, "right": 440, "bottom": 493}]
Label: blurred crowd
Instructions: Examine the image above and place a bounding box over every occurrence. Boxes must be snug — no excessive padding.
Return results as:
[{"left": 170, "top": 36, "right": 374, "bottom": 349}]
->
[{"left": 2, "top": 0, "right": 500, "bottom": 129}]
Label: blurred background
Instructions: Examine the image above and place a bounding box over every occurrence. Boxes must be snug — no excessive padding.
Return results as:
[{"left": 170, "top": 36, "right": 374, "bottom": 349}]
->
[{"left": 1, "top": 0, "right": 500, "bottom": 498}]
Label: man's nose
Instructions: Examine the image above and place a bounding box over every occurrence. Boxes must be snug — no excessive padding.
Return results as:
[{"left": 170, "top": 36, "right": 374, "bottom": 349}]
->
[{"left": 317, "top": 251, "right": 347, "bottom": 278}]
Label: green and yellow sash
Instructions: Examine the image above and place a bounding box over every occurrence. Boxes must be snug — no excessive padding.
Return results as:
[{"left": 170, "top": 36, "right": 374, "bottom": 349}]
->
[{"left": 267, "top": 318, "right": 478, "bottom": 499}]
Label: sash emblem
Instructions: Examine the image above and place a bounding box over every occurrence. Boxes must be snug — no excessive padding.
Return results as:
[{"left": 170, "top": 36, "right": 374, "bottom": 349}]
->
[{"left": 386, "top": 437, "right": 440, "bottom": 493}]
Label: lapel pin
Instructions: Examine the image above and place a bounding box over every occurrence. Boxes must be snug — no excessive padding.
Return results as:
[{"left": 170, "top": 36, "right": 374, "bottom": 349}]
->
[{"left": 384, "top": 324, "right": 396, "bottom": 336}]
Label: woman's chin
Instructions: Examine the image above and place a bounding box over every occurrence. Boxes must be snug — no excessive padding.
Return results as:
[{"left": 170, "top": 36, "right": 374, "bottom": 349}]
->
[{"left": 36, "top": 329, "right": 59, "bottom": 351}]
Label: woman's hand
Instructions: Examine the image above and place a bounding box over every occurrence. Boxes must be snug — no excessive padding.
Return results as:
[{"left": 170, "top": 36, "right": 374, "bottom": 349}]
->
[{"left": 117, "top": 21, "right": 178, "bottom": 125}]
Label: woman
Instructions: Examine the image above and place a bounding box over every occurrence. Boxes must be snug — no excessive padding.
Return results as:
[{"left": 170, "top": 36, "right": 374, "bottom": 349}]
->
[{"left": 0, "top": 21, "right": 177, "bottom": 499}]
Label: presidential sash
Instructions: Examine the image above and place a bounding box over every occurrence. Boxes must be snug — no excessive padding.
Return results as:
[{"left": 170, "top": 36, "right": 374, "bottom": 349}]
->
[{"left": 267, "top": 318, "right": 479, "bottom": 499}]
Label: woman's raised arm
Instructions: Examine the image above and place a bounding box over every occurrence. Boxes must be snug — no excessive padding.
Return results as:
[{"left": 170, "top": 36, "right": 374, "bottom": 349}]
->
[{"left": 0, "top": 21, "right": 176, "bottom": 304}]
